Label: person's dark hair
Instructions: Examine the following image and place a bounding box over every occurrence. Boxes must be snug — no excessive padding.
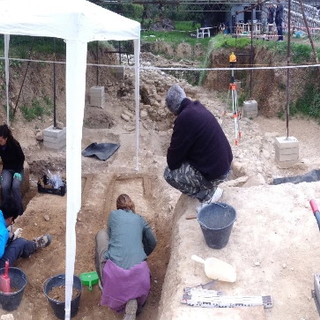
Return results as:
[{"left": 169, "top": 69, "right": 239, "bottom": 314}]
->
[
  {"left": 116, "top": 194, "right": 135, "bottom": 213},
  {"left": 0, "top": 124, "right": 14, "bottom": 142},
  {"left": 0, "top": 199, "right": 19, "bottom": 220}
]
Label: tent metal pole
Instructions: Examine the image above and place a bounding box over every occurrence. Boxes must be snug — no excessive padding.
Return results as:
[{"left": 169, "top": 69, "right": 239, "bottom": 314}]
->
[
  {"left": 286, "top": 0, "right": 291, "bottom": 138},
  {"left": 134, "top": 38, "right": 140, "bottom": 171},
  {"left": 4, "top": 35, "right": 10, "bottom": 126},
  {"left": 53, "top": 38, "right": 57, "bottom": 128},
  {"left": 96, "top": 41, "right": 99, "bottom": 85}
]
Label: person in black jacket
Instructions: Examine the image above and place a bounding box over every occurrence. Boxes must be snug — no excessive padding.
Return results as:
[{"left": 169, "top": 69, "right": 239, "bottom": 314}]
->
[
  {"left": 275, "top": 0, "right": 284, "bottom": 41},
  {"left": 267, "top": 4, "right": 275, "bottom": 24},
  {"left": 0, "top": 124, "right": 25, "bottom": 215},
  {"left": 164, "top": 84, "right": 233, "bottom": 204}
]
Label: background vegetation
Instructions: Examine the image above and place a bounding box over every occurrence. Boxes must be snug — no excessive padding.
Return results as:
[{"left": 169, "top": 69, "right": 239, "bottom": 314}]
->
[{"left": 1, "top": 2, "right": 320, "bottom": 122}]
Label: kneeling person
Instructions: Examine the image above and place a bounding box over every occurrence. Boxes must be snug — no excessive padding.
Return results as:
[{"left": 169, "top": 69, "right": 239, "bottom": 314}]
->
[{"left": 95, "top": 194, "right": 157, "bottom": 320}]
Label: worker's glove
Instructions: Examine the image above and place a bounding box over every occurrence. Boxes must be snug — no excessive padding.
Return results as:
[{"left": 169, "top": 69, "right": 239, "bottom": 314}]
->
[
  {"left": 12, "top": 228, "right": 23, "bottom": 241},
  {"left": 13, "top": 172, "right": 22, "bottom": 181}
]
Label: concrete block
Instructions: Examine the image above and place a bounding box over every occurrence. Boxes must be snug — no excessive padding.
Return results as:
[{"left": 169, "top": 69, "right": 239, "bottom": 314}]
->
[
  {"left": 90, "top": 86, "right": 104, "bottom": 97},
  {"left": 43, "top": 126, "right": 66, "bottom": 150},
  {"left": 274, "top": 136, "right": 299, "bottom": 168},
  {"left": 275, "top": 136, "right": 299, "bottom": 149},
  {"left": 90, "top": 96, "right": 104, "bottom": 108},
  {"left": 243, "top": 100, "right": 258, "bottom": 118},
  {"left": 89, "top": 86, "right": 105, "bottom": 108},
  {"left": 43, "top": 140, "right": 66, "bottom": 150},
  {"left": 275, "top": 149, "right": 299, "bottom": 161}
]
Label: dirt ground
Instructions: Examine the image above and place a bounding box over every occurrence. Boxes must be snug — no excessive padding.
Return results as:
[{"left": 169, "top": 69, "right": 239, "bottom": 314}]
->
[{"left": 1, "top": 51, "right": 320, "bottom": 319}]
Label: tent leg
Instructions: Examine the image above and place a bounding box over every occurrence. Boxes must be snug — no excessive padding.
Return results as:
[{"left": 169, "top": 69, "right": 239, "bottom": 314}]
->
[
  {"left": 64, "top": 39, "right": 88, "bottom": 320},
  {"left": 134, "top": 38, "right": 141, "bottom": 171}
]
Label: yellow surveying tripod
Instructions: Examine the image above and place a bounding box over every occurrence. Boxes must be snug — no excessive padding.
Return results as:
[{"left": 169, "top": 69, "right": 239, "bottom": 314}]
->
[{"left": 228, "top": 52, "right": 241, "bottom": 145}]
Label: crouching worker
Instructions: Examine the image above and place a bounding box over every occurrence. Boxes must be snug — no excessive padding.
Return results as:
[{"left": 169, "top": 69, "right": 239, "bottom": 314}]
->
[
  {"left": 0, "top": 124, "right": 25, "bottom": 216},
  {"left": 95, "top": 194, "right": 157, "bottom": 320},
  {"left": 164, "top": 84, "right": 233, "bottom": 205},
  {"left": 0, "top": 200, "right": 52, "bottom": 268}
]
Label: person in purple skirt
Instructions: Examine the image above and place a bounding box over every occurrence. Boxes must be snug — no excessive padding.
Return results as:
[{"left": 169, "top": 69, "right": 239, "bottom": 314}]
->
[{"left": 95, "top": 194, "right": 157, "bottom": 320}]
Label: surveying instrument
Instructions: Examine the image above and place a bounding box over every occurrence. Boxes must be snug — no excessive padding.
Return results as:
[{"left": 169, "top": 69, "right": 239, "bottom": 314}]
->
[{"left": 227, "top": 52, "right": 241, "bottom": 145}]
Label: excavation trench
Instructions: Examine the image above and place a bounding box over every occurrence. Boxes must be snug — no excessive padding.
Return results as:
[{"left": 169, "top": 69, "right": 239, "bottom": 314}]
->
[{"left": 10, "top": 170, "right": 173, "bottom": 320}]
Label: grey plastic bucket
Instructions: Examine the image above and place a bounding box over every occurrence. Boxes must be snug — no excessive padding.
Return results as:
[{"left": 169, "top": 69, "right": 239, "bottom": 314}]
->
[
  {"left": 43, "top": 274, "right": 82, "bottom": 319},
  {"left": 198, "top": 202, "right": 236, "bottom": 249},
  {"left": 0, "top": 267, "right": 27, "bottom": 311}
]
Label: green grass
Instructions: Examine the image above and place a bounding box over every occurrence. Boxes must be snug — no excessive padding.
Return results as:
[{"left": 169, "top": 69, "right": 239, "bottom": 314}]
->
[
  {"left": 141, "top": 29, "right": 210, "bottom": 46},
  {"left": 209, "top": 34, "right": 252, "bottom": 50},
  {"left": 0, "top": 36, "right": 66, "bottom": 58},
  {"left": 141, "top": 20, "right": 212, "bottom": 49},
  {"left": 21, "top": 97, "right": 53, "bottom": 122},
  {"left": 200, "top": 34, "right": 319, "bottom": 64},
  {"left": 291, "top": 83, "right": 320, "bottom": 120},
  {"left": 174, "top": 20, "right": 200, "bottom": 31}
]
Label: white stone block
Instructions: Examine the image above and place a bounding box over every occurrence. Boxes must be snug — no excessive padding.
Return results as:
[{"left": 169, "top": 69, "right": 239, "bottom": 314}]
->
[
  {"left": 243, "top": 100, "right": 258, "bottom": 118},
  {"left": 89, "top": 86, "right": 105, "bottom": 108},
  {"left": 274, "top": 136, "right": 299, "bottom": 168},
  {"left": 43, "top": 126, "right": 66, "bottom": 150}
]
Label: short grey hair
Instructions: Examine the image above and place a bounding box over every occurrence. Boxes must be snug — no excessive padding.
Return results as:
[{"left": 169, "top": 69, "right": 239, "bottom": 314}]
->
[{"left": 165, "top": 84, "right": 186, "bottom": 115}]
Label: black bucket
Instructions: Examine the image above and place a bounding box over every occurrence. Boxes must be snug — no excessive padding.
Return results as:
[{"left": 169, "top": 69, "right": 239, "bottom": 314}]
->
[
  {"left": 198, "top": 202, "right": 236, "bottom": 249},
  {"left": 43, "top": 274, "right": 82, "bottom": 320},
  {"left": 0, "top": 267, "right": 27, "bottom": 311}
]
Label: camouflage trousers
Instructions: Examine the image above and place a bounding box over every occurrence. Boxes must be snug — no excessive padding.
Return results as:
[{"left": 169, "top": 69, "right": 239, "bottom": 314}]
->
[{"left": 164, "top": 162, "right": 228, "bottom": 202}]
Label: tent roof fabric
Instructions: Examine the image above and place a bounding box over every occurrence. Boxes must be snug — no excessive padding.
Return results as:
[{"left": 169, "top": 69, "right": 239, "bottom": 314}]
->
[{"left": 0, "top": 0, "right": 140, "bottom": 41}]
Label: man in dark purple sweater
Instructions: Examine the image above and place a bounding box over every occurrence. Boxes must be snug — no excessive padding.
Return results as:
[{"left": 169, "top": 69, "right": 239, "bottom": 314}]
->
[{"left": 164, "top": 84, "right": 233, "bottom": 204}]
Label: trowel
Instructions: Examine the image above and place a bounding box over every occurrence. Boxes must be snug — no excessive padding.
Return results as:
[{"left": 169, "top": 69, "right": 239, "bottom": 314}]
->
[
  {"left": 0, "top": 260, "right": 11, "bottom": 293},
  {"left": 191, "top": 255, "right": 236, "bottom": 282}
]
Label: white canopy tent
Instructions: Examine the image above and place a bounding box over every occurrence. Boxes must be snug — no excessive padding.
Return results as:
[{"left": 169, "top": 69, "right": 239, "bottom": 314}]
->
[{"left": 0, "top": 0, "right": 140, "bottom": 318}]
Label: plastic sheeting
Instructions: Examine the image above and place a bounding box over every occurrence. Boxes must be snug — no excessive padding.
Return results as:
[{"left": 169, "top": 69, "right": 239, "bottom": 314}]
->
[
  {"left": 272, "top": 169, "right": 320, "bottom": 185},
  {"left": 0, "top": 1, "right": 140, "bottom": 319},
  {"left": 82, "top": 142, "right": 120, "bottom": 161}
]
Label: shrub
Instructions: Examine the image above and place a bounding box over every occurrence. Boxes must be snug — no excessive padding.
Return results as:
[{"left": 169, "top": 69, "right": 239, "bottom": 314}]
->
[
  {"left": 21, "top": 97, "right": 52, "bottom": 121},
  {"left": 291, "top": 84, "right": 320, "bottom": 120}
]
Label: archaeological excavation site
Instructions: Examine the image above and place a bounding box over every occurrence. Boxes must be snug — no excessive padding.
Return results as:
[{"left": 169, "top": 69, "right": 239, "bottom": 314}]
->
[{"left": 1, "top": 1, "right": 320, "bottom": 319}]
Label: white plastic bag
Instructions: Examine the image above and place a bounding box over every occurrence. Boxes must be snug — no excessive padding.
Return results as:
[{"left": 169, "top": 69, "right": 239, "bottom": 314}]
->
[{"left": 47, "top": 170, "right": 64, "bottom": 189}]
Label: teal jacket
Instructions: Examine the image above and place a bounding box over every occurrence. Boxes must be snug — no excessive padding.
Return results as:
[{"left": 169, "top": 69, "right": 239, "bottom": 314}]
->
[
  {"left": 105, "top": 209, "right": 157, "bottom": 269},
  {"left": 0, "top": 211, "right": 9, "bottom": 258}
]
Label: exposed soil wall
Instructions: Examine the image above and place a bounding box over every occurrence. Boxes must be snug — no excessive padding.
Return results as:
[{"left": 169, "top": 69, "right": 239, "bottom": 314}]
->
[
  {"left": 2, "top": 47, "right": 120, "bottom": 126},
  {"left": 203, "top": 46, "right": 319, "bottom": 117},
  {"left": 4, "top": 41, "right": 319, "bottom": 124},
  {"left": 144, "top": 41, "right": 320, "bottom": 118}
]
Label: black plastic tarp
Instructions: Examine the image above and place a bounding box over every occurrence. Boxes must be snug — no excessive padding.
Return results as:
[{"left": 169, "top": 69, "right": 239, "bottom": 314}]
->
[
  {"left": 272, "top": 169, "right": 320, "bottom": 185},
  {"left": 82, "top": 142, "right": 120, "bottom": 161}
]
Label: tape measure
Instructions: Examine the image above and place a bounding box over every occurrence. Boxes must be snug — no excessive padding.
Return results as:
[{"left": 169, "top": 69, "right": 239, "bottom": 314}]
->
[{"left": 182, "top": 286, "right": 273, "bottom": 309}]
